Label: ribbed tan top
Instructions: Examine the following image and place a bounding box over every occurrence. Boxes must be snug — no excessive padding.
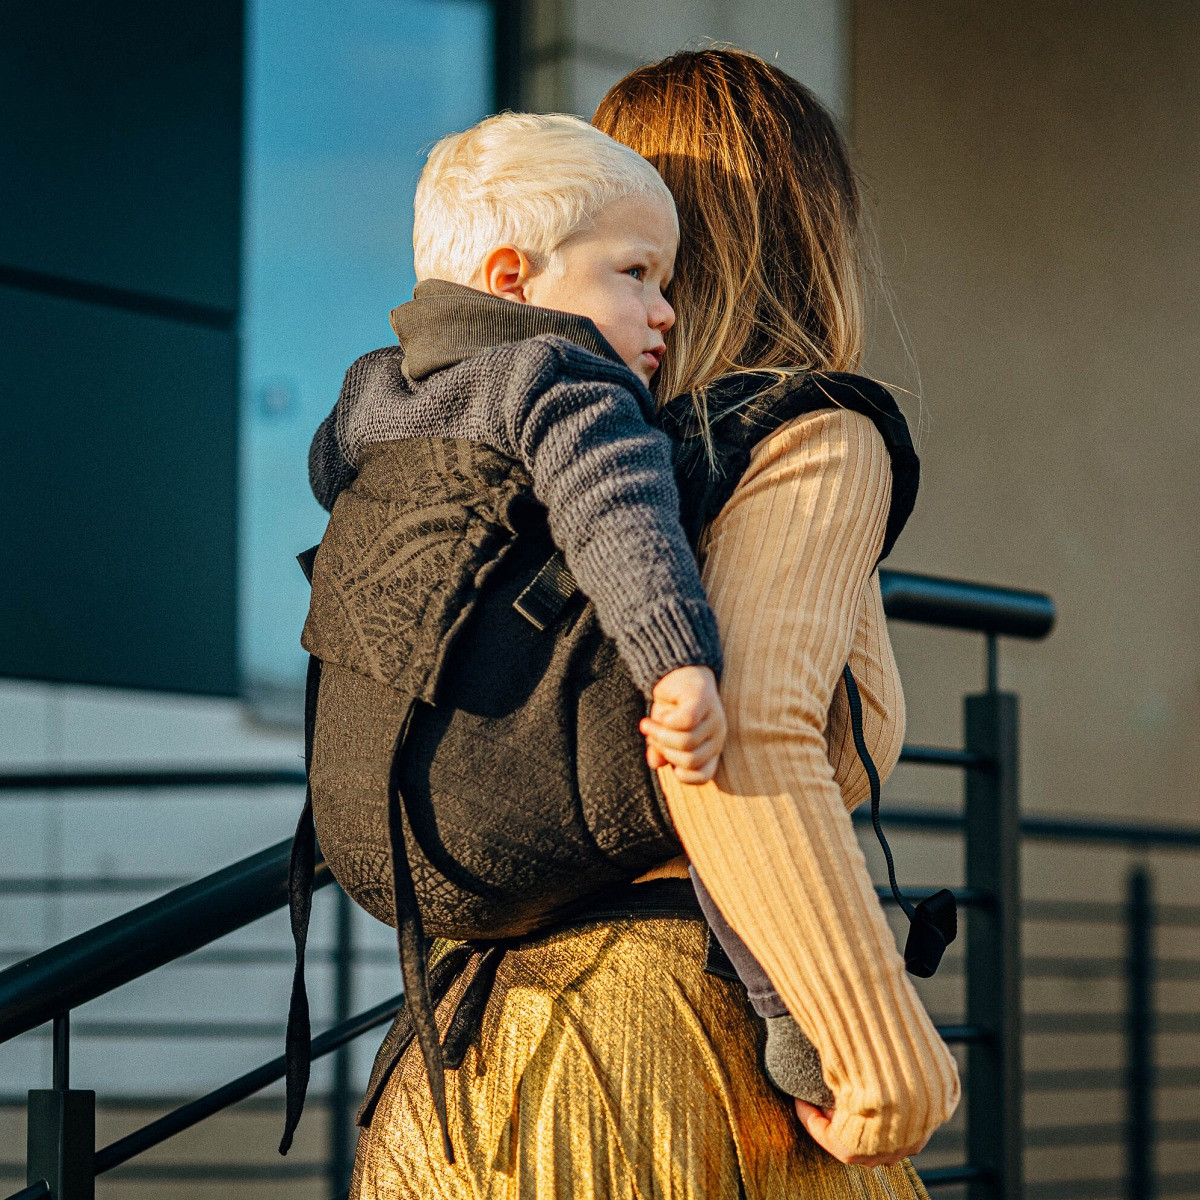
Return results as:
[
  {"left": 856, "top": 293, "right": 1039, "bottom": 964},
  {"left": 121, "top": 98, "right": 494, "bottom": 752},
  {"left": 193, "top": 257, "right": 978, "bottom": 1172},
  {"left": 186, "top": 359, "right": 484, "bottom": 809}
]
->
[{"left": 651, "top": 406, "right": 961, "bottom": 1157}]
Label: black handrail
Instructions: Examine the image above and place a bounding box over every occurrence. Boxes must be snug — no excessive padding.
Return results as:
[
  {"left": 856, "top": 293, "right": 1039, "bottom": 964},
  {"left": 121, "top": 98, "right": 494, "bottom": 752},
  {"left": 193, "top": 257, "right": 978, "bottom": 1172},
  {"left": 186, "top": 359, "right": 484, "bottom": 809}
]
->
[
  {"left": 0, "top": 567, "right": 1060, "bottom": 1200},
  {"left": 879, "top": 568, "right": 1055, "bottom": 639},
  {"left": 852, "top": 806, "right": 1200, "bottom": 850},
  {"left": 0, "top": 840, "right": 330, "bottom": 1043}
]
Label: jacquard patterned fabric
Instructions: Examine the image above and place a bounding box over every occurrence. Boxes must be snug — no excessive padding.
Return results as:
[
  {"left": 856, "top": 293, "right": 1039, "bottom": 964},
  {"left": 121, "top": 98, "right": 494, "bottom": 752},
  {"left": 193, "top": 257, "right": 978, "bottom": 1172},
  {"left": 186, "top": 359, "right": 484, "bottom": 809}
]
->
[{"left": 305, "top": 437, "right": 681, "bottom": 941}]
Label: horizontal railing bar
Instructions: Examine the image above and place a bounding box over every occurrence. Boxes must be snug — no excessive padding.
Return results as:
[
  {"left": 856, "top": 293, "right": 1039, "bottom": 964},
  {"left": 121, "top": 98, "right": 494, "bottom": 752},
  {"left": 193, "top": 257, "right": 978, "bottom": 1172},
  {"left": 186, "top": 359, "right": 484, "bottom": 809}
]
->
[
  {"left": 918, "top": 1164, "right": 989, "bottom": 1187},
  {"left": 1020, "top": 956, "right": 1200, "bottom": 981},
  {"left": 1027, "top": 1011, "right": 1200, "bottom": 1035},
  {"left": 1025, "top": 1179, "right": 1124, "bottom": 1200},
  {"left": 23, "top": 1020, "right": 288, "bottom": 1040},
  {"left": 1025, "top": 1065, "right": 1199, "bottom": 1091},
  {"left": 1025, "top": 1118, "right": 1200, "bottom": 1148},
  {"left": 0, "top": 840, "right": 331, "bottom": 1044},
  {"left": 1025, "top": 898, "right": 1200, "bottom": 926},
  {"left": 899, "top": 745, "right": 990, "bottom": 769},
  {"left": 0, "top": 946, "right": 398, "bottom": 969},
  {"left": 94, "top": 1162, "right": 324, "bottom": 1181},
  {"left": 0, "top": 1089, "right": 387, "bottom": 1110},
  {"left": 0, "top": 1092, "right": 284, "bottom": 1110},
  {"left": 854, "top": 807, "right": 963, "bottom": 835},
  {"left": 0, "top": 263, "right": 237, "bottom": 332},
  {"left": 935, "top": 1024, "right": 989, "bottom": 1044},
  {"left": 1027, "top": 1173, "right": 1200, "bottom": 1200},
  {"left": 0, "top": 768, "right": 307, "bottom": 792},
  {"left": 94, "top": 993, "right": 404, "bottom": 1174},
  {"left": 879, "top": 568, "right": 1055, "bottom": 639},
  {"left": 854, "top": 806, "right": 1200, "bottom": 853},
  {"left": 1020, "top": 812, "right": 1200, "bottom": 848},
  {"left": 0, "top": 876, "right": 186, "bottom": 895}
]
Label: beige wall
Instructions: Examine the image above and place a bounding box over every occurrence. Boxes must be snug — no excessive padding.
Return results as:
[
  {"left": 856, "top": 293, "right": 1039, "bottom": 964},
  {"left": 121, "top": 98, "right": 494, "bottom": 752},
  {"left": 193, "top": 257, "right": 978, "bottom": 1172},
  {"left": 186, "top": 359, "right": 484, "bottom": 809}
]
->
[
  {"left": 853, "top": 11, "right": 1200, "bottom": 1187},
  {"left": 853, "top": 1, "right": 1200, "bottom": 835}
]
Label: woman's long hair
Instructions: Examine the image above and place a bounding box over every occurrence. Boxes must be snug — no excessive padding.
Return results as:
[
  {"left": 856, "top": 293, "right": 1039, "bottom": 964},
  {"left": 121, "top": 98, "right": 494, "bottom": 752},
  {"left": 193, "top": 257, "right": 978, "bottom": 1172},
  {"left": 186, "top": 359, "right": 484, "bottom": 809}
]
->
[{"left": 593, "top": 49, "right": 864, "bottom": 416}]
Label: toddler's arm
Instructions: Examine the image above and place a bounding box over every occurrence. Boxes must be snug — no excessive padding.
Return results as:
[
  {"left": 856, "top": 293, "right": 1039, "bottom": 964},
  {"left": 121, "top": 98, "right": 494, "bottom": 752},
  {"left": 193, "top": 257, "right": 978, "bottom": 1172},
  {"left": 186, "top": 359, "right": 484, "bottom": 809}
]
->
[
  {"left": 311, "top": 337, "right": 723, "bottom": 698},
  {"left": 500, "top": 337, "right": 722, "bottom": 696}
]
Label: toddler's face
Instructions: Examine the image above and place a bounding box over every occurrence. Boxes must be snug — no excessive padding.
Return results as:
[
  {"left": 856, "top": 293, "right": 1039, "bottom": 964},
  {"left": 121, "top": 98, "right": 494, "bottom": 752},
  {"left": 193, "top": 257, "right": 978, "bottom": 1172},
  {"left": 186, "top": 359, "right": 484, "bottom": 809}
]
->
[{"left": 524, "top": 194, "right": 677, "bottom": 386}]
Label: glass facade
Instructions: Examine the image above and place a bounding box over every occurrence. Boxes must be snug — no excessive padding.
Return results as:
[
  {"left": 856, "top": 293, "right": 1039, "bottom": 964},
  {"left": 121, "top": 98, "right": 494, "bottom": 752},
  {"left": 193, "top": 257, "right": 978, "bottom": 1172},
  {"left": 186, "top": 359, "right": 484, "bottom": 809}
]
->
[{"left": 240, "top": 0, "right": 494, "bottom": 697}]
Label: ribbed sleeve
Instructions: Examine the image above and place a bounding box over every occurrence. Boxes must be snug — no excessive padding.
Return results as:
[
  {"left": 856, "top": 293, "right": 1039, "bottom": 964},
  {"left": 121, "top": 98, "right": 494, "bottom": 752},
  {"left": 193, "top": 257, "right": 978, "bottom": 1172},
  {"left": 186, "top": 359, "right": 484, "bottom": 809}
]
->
[{"left": 656, "top": 406, "right": 961, "bottom": 1157}]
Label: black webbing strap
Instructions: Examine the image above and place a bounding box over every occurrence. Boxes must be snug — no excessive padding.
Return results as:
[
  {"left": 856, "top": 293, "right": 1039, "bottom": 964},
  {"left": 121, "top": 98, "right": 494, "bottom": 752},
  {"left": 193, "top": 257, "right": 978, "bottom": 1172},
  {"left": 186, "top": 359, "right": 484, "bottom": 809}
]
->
[
  {"left": 512, "top": 552, "right": 577, "bottom": 630},
  {"left": 385, "top": 702, "right": 456, "bottom": 1163},
  {"left": 355, "top": 878, "right": 706, "bottom": 1131},
  {"left": 280, "top": 652, "right": 322, "bottom": 1154},
  {"left": 355, "top": 941, "right": 478, "bottom": 1128},
  {"left": 842, "top": 664, "right": 957, "bottom": 978}
]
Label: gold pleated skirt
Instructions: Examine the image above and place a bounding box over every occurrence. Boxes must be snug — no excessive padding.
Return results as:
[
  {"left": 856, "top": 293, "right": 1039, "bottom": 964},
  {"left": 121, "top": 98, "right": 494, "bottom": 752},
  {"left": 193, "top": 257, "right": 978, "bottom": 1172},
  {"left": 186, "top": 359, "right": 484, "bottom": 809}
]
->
[{"left": 350, "top": 915, "right": 930, "bottom": 1200}]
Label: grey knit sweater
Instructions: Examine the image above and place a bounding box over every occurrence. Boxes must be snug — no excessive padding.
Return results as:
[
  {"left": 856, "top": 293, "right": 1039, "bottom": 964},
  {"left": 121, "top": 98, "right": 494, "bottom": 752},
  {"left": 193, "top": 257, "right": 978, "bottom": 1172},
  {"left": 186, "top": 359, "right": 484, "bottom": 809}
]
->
[{"left": 308, "top": 280, "right": 722, "bottom": 695}]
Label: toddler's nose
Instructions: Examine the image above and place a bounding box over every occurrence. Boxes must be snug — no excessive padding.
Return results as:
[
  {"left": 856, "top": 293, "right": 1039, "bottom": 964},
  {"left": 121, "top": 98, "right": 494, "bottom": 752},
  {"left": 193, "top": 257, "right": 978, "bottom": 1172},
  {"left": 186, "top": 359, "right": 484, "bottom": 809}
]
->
[{"left": 650, "top": 292, "right": 675, "bottom": 332}]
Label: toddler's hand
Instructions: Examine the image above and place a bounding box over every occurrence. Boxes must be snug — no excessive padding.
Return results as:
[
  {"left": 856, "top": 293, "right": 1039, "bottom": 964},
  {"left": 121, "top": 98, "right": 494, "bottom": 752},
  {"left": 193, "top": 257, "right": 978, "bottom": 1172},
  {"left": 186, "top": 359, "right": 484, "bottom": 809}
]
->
[{"left": 639, "top": 665, "right": 726, "bottom": 784}]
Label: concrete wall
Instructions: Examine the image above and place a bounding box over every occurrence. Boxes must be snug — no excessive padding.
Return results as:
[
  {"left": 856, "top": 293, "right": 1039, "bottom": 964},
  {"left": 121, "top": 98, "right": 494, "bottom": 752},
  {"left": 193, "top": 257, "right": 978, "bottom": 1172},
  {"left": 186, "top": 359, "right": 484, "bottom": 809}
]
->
[
  {"left": 852, "top": 0, "right": 1199, "bottom": 843},
  {"left": 521, "top": 0, "right": 849, "bottom": 117},
  {"left": 852, "top": 3, "right": 1200, "bottom": 1192}
]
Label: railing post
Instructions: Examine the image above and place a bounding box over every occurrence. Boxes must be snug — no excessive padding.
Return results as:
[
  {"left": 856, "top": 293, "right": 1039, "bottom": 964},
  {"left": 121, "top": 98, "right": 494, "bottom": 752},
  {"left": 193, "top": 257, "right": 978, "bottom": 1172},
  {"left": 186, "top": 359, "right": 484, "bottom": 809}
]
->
[
  {"left": 1125, "top": 866, "right": 1155, "bottom": 1200},
  {"left": 964, "top": 690, "right": 1022, "bottom": 1200},
  {"left": 27, "top": 1013, "right": 95, "bottom": 1200},
  {"left": 329, "top": 885, "right": 355, "bottom": 1195}
]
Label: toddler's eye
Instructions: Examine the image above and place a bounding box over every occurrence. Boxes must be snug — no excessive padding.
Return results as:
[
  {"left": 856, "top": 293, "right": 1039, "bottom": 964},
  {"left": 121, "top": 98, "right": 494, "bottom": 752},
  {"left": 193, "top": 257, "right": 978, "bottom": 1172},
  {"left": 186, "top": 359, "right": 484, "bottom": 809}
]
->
[{"left": 626, "top": 266, "right": 643, "bottom": 280}]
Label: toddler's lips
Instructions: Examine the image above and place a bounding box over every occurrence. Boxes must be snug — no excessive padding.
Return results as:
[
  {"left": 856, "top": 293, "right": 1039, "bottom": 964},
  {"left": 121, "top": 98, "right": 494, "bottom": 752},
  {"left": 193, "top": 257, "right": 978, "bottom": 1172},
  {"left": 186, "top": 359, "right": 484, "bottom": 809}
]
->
[{"left": 642, "top": 348, "right": 664, "bottom": 372}]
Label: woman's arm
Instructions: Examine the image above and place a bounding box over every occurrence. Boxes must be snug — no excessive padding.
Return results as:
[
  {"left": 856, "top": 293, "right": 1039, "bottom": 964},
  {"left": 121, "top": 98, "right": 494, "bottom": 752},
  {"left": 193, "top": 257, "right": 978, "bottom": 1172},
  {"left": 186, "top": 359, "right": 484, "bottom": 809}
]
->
[{"left": 658, "top": 406, "right": 960, "bottom": 1158}]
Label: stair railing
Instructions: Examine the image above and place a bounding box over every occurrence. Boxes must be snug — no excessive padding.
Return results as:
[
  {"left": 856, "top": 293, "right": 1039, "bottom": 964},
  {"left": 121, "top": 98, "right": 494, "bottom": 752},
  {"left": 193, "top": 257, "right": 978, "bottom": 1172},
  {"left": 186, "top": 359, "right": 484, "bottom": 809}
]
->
[{"left": 0, "top": 568, "right": 1056, "bottom": 1200}]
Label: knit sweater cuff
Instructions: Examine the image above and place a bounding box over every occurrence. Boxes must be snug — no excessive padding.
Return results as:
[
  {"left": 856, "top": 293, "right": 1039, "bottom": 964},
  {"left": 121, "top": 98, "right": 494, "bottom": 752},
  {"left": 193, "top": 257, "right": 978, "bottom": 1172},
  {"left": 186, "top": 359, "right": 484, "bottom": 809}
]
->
[{"left": 618, "top": 599, "right": 724, "bottom": 697}]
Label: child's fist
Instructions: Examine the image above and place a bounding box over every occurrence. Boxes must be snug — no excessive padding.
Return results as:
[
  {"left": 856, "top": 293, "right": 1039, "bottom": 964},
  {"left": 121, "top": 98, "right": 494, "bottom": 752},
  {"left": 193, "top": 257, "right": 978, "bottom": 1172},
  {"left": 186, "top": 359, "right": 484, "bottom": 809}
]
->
[{"left": 638, "top": 665, "right": 726, "bottom": 784}]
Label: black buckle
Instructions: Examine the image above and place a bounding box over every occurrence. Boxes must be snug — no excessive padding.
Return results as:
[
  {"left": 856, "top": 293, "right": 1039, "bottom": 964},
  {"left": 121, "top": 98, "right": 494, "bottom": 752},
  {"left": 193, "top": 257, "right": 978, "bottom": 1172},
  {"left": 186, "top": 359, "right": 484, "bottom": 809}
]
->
[
  {"left": 903, "top": 888, "right": 958, "bottom": 978},
  {"left": 512, "top": 552, "right": 578, "bottom": 630}
]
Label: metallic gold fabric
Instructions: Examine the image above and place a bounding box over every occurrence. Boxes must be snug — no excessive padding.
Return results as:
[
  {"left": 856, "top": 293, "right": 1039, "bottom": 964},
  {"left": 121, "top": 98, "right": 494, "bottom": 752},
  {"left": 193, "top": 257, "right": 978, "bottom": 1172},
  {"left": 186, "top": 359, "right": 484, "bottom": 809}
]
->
[{"left": 350, "top": 917, "right": 931, "bottom": 1199}]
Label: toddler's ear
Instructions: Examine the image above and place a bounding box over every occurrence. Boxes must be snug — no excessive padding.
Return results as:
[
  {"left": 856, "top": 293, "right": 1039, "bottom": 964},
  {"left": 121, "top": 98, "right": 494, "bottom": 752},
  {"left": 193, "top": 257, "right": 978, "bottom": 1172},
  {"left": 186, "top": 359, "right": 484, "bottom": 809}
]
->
[{"left": 480, "top": 245, "right": 534, "bottom": 303}]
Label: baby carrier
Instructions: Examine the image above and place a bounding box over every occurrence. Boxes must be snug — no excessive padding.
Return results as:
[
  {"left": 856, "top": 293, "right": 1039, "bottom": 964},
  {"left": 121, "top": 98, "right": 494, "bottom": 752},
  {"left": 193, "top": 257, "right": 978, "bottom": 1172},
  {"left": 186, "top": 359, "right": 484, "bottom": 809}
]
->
[{"left": 281, "top": 369, "right": 956, "bottom": 1160}]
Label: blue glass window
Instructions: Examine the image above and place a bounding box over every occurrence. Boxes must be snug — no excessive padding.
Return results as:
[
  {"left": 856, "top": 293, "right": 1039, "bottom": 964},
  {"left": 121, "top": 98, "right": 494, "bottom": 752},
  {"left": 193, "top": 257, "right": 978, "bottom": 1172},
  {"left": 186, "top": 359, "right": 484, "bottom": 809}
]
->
[{"left": 240, "top": 0, "right": 494, "bottom": 699}]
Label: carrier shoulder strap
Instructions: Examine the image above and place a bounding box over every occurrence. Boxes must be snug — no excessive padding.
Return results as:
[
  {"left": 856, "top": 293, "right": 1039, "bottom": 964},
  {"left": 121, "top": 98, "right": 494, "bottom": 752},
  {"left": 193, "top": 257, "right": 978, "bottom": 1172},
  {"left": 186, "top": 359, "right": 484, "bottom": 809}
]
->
[{"left": 841, "top": 665, "right": 957, "bottom": 977}]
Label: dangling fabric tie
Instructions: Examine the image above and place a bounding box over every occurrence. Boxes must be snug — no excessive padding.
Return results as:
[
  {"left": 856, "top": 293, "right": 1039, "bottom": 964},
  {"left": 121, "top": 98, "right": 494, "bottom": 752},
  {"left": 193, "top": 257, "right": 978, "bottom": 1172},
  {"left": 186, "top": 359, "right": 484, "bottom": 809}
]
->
[
  {"left": 842, "top": 665, "right": 957, "bottom": 978},
  {"left": 280, "top": 653, "right": 322, "bottom": 1153},
  {"left": 385, "top": 704, "right": 457, "bottom": 1163}
]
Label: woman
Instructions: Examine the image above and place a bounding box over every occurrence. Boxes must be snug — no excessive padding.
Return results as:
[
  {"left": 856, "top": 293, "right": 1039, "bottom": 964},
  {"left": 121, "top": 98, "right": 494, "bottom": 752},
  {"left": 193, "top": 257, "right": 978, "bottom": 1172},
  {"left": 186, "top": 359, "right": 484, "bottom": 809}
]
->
[{"left": 350, "top": 49, "right": 959, "bottom": 1198}]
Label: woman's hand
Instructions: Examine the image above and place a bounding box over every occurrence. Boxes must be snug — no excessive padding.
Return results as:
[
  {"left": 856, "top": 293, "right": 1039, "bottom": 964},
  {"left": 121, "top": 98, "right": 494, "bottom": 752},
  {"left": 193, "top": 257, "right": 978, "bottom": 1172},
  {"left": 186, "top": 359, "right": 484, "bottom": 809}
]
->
[
  {"left": 794, "top": 1099, "right": 930, "bottom": 1168},
  {"left": 640, "top": 666, "right": 726, "bottom": 784}
]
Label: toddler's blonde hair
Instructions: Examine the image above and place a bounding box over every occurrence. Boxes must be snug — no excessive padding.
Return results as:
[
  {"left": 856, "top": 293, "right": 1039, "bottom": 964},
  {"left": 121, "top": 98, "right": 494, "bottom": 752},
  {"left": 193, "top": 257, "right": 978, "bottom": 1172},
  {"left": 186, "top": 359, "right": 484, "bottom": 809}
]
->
[{"left": 413, "top": 112, "right": 676, "bottom": 284}]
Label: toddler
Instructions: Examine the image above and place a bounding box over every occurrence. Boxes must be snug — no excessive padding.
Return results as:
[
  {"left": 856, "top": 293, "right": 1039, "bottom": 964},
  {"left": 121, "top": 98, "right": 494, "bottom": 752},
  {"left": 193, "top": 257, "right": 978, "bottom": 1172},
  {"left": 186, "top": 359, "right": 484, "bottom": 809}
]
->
[{"left": 309, "top": 112, "right": 829, "bottom": 1105}]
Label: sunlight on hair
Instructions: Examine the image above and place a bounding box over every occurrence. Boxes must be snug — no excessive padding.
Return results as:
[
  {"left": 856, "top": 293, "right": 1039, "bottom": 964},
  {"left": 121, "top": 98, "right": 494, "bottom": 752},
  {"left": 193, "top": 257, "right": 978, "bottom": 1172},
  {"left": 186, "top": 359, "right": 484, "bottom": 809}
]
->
[
  {"left": 594, "top": 49, "right": 877, "bottom": 460},
  {"left": 414, "top": 112, "right": 677, "bottom": 285}
]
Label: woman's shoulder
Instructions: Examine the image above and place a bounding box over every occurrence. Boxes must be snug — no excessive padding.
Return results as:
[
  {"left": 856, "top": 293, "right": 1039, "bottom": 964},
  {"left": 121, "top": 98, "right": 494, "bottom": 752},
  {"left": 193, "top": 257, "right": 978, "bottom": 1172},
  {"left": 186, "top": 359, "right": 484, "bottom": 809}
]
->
[
  {"left": 691, "top": 368, "right": 900, "bottom": 464},
  {"left": 747, "top": 398, "right": 887, "bottom": 469}
]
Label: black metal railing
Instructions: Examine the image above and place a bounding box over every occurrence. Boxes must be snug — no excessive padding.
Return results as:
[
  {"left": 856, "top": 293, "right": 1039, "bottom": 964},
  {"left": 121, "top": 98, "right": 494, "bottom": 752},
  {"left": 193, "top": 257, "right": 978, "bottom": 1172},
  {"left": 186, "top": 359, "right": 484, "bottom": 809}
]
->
[
  {"left": 0, "top": 568, "right": 1056, "bottom": 1200},
  {"left": 859, "top": 807, "right": 1200, "bottom": 1199}
]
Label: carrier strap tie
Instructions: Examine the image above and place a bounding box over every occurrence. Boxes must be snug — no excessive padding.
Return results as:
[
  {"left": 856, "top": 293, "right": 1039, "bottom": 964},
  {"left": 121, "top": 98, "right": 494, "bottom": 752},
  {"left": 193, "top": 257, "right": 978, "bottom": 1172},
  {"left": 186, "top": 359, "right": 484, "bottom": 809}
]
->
[
  {"left": 842, "top": 664, "right": 957, "bottom": 978},
  {"left": 280, "top": 653, "right": 322, "bottom": 1154},
  {"left": 385, "top": 702, "right": 457, "bottom": 1163},
  {"left": 512, "top": 551, "right": 577, "bottom": 630}
]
